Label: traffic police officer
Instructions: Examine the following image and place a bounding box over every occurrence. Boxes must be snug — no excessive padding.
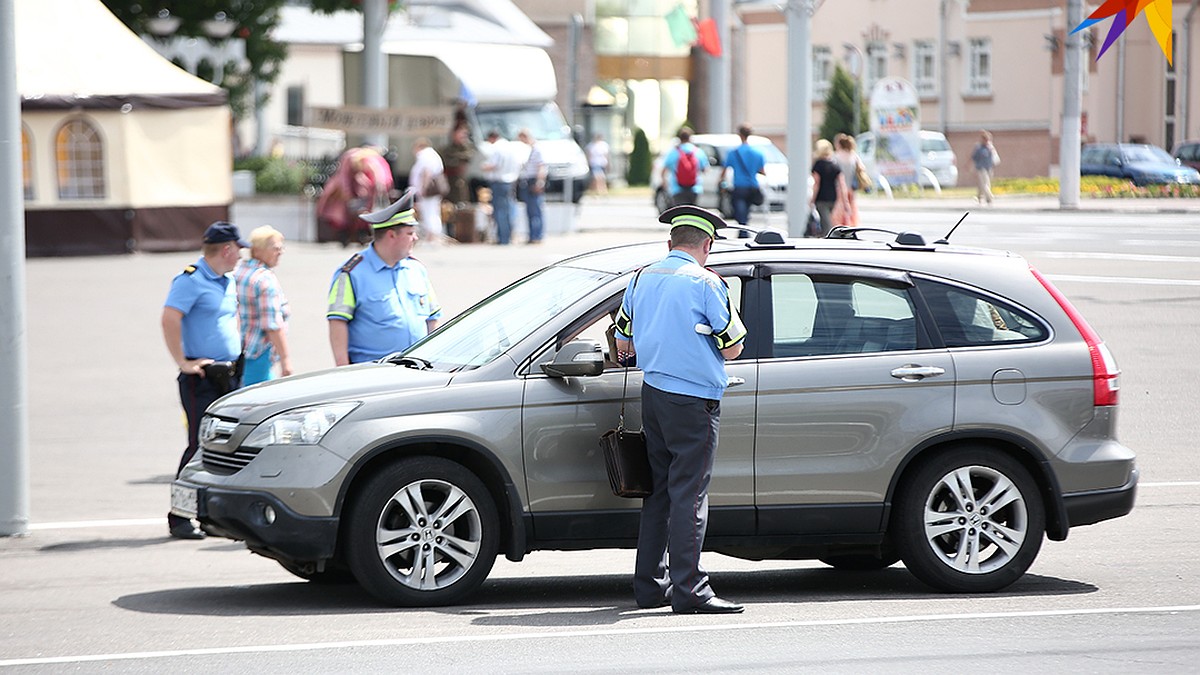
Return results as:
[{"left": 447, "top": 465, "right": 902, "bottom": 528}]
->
[
  {"left": 327, "top": 188, "right": 443, "bottom": 365},
  {"left": 161, "top": 221, "right": 248, "bottom": 539},
  {"left": 614, "top": 204, "right": 747, "bottom": 614}
]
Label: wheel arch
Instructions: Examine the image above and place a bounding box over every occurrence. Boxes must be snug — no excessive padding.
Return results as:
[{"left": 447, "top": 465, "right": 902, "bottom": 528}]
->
[
  {"left": 333, "top": 436, "right": 528, "bottom": 562},
  {"left": 883, "top": 430, "right": 1070, "bottom": 541}
]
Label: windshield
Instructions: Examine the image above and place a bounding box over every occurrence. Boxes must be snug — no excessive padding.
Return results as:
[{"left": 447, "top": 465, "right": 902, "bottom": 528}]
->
[
  {"left": 406, "top": 266, "right": 611, "bottom": 370},
  {"left": 921, "top": 137, "right": 951, "bottom": 152},
  {"left": 750, "top": 140, "right": 788, "bottom": 164},
  {"left": 1123, "top": 145, "right": 1174, "bottom": 164},
  {"left": 476, "top": 103, "right": 571, "bottom": 141}
]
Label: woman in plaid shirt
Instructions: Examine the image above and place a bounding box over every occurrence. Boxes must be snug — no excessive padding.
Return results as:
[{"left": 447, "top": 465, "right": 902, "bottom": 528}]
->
[{"left": 234, "top": 226, "right": 292, "bottom": 385}]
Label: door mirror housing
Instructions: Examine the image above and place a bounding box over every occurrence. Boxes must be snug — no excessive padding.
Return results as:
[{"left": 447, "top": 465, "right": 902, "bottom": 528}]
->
[{"left": 541, "top": 339, "right": 605, "bottom": 378}]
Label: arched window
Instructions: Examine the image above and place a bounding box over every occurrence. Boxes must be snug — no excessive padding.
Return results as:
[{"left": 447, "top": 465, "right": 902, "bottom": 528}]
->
[
  {"left": 55, "top": 117, "right": 106, "bottom": 200},
  {"left": 21, "top": 124, "right": 33, "bottom": 200}
]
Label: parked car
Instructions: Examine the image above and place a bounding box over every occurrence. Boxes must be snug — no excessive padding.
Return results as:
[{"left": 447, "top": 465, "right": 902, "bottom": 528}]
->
[
  {"left": 857, "top": 129, "right": 959, "bottom": 189},
  {"left": 1081, "top": 143, "right": 1200, "bottom": 186},
  {"left": 173, "top": 227, "right": 1136, "bottom": 607},
  {"left": 650, "top": 133, "right": 790, "bottom": 216},
  {"left": 1171, "top": 139, "right": 1200, "bottom": 171}
]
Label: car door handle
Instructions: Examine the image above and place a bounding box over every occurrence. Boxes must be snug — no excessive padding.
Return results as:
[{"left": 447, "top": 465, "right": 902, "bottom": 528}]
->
[
  {"left": 727, "top": 376, "right": 746, "bottom": 387},
  {"left": 890, "top": 365, "right": 946, "bottom": 381}
]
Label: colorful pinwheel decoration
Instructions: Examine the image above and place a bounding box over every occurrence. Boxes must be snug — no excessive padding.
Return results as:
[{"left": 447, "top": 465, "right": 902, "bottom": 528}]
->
[{"left": 1071, "top": 0, "right": 1173, "bottom": 65}]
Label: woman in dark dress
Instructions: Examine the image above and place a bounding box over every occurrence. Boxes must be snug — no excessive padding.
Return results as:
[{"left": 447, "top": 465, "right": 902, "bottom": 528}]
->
[{"left": 809, "top": 138, "right": 850, "bottom": 237}]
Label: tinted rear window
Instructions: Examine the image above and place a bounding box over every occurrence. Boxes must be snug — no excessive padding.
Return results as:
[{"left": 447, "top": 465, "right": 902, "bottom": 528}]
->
[{"left": 916, "top": 278, "right": 1048, "bottom": 347}]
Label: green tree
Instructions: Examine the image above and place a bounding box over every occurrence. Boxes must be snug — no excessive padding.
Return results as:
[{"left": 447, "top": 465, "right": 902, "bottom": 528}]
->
[
  {"left": 627, "top": 128, "right": 651, "bottom": 186},
  {"left": 819, "top": 64, "right": 868, "bottom": 141},
  {"left": 101, "top": 1, "right": 287, "bottom": 127}
]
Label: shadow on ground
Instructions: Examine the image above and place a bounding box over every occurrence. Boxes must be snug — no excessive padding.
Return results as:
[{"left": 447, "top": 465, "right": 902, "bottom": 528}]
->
[{"left": 111, "top": 566, "right": 1096, "bottom": 622}]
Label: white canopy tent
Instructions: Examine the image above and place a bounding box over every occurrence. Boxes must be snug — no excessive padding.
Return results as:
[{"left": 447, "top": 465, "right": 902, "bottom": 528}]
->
[{"left": 16, "top": 0, "right": 233, "bottom": 255}]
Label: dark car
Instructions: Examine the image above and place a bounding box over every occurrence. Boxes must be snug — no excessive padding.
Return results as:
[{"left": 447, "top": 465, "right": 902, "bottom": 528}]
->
[
  {"left": 1080, "top": 142, "right": 1200, "bottom": 186},
  {"left": 173, "top": 227, "right": 1137, "bottom": 607},
  {"left": 1172, "top": 140, "right": 1200, "bottom": 171}
]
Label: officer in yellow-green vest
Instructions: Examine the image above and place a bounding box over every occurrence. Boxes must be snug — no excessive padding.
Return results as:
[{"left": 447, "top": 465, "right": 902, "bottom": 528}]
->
[{"left": 327, "top": 188, "right": 442, "bottom": 365}]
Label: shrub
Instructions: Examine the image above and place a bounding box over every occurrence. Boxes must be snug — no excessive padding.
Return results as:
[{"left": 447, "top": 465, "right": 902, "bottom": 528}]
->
[
  {"left": 627, "top": 128, "right": 651, "bottom": 186},
  {"left": 233, "top": 156, "right": 307, "bottom": 195}
]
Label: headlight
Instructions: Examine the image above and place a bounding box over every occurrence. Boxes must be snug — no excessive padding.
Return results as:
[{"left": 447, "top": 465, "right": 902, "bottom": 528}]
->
[{"left": 242, "top": 402, "right": 360, "bottom": 448}]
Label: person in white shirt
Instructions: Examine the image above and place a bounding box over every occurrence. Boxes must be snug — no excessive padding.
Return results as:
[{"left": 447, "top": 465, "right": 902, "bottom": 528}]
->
[
  {"left": 586, "top": 133, "right": 610, "bottom": 195},
  {"left": 516, "top": 128, "right": 548, "bottom": 244},
  {"left": 409, "top": 138, "right": 446, "bottom": 241},
  {"left": 481, "top": 130, "right": 522, "bottom": 245}
]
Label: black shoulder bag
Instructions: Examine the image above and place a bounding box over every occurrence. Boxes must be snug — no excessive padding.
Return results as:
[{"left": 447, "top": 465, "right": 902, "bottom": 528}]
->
[{"left": 598, "top": 271, "right": 653, "bottom": 498}]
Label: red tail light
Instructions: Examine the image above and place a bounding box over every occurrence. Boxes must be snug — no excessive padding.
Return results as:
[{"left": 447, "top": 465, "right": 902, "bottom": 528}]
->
[{"left": 1031, "top": 267, "right": 1120, "bottom": 406}]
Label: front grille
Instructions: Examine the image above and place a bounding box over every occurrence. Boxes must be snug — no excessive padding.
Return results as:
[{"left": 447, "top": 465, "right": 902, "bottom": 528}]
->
[{"left": 202, "top": 446, "right": 263, "bottom": 474}]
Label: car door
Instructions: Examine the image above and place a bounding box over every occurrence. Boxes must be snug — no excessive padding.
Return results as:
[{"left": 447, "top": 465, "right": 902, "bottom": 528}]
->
[
  {"left": 521, "top": 268, "right": 757, "bottom": 542},
  {"left": 752, "top": 264, "right": 955, "bottom": 536}
]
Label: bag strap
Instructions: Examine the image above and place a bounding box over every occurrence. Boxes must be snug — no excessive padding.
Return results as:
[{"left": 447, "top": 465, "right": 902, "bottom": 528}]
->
[{"left": 619, "top": 267, "right": 645, "bottom": 431}]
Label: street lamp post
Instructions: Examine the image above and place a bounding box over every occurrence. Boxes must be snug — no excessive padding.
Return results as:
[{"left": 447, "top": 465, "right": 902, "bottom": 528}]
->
[
  {"left": 785, "top": 0, "right": 816, "bottom": 237},
  {"left": 844, "top": 42, "right": 864, "bottom": 134}
]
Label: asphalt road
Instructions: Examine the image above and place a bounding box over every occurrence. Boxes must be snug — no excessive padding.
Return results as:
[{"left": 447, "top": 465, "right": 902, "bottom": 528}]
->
[{"left": 2, "top": 195, "right": 1199, "bottom": 672}]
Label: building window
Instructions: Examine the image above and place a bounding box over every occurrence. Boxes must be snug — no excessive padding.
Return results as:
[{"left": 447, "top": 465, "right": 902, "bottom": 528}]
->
[
  {"left": 21, "top": 124, "right": 33, "bottom": 201},
  {"left": 967, "top": 38, "right": 992, "bottom": 96},
  {"left": 913, "top": 40, "right": 936, "bottom": 97},
  {"left": 55, "top": 117, "right": 106, "bottom": 200},
  {"left": 813, "top": 45, "right": 832, "bottom": 98},
  {"left": 866, "top": 41, "right": 888, "bottom": 90},
  {"left": 286, "top": 85, "right": 305, "bottom": 127}
]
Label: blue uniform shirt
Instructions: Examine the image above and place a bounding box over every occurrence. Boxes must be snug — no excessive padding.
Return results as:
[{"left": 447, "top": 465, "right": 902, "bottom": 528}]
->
[
  {"left": 327, "top": 244, "right": 443, "bottom": 364},
  {"left": 163, "top": 257, "right": 241, "bottom": 361},
  {"left": 616, "top": 250, "right": 747, "bottom": 400}
]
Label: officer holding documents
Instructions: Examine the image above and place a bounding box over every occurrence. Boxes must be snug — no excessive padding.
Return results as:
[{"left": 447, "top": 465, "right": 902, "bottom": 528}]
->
[
  {"left": 614, "top": 205, "right": 747, "bottom": 614},
  {"left": 327, "top": 188, "right": 443, "bottom": 366}
]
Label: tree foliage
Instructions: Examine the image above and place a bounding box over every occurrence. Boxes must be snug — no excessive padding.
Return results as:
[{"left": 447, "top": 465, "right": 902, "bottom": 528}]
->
[
  {"left": 819, "top": 64, "right": 869, "bottom": 142},
  {"left": 101, "top": 0, "right": 288, "bottom": 124},
  {"left": 627, "top": 128, "right": 651, "bottom": 186}
]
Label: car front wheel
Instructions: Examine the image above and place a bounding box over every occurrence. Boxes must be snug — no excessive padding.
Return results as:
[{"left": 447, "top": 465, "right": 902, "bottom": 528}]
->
[
  {"left": 654, "top": 188, "right": 672, "bottom": 213},
  {"left": 345, "top": 456, "right": 499, "bottom": 606},
  {"left": 894, "top": 448, "right": 1045, "bottom": 593}
]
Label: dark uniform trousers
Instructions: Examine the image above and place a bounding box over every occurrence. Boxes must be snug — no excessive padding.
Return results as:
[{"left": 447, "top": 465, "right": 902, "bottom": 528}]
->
[
  {"left": 634, "top": 383, "right": 721, "bottom": 611},
  {"left": 169, "top": 371, "right": 239, "bottom": 527}
]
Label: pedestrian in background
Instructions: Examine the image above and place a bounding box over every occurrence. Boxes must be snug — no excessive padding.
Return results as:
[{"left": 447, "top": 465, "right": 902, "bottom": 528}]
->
[
  {"left": 482, "top": 129, "right": 520, "bottom": 245},
  {"left": 586, "top": 133, "right": 610, "bottom": 195},
  {"left": 614, "top": 204, "right": 747, "bottom": 615},
  {"left": 327, "top": 189, "right": 442, "bottom": 366},
  {"left": 661, "top": 127, "right": 709, "bottom": 208},
  {"left": 833, "top": 133, "right": 866, "bottom": 228},
  {"left": 442, "top": 123, "right": 475, "bottom": 206},
  {"left": 161, "top": 222, "right": 248, "bottom": 539},
  {"left": 517, "top": 128, "right": 548, "bottom": 244},
  {"left": 409, "top": 137, "right": 447, "bottom": 242},
  {"left": 234, "top": 225, "right": 292, "bottom": 386},
  {"left": 809, "top": 138, "right": 849, "bottom": 237},
  {"left": 971, "top": 130, "right": 999, "bottom": 205},
  {"left": 726, "top": 124, "right": 766, "bottom": 236}
]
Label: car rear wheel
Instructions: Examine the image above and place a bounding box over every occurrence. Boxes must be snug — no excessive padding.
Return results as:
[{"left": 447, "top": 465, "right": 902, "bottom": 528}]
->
[
  {"left": 654, "top": 188, "right": 671, "bottom": 213},
  {"left": 894, "top": 448, "right": 1044, "bottom": 593},
  {"left": 345, "top": 457, "right": 499, "bottom": 606}
]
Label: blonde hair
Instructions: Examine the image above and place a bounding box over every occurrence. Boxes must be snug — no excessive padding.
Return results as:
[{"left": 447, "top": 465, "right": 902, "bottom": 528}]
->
[
  {"left": 814, "top": 139, "right": 835, "bottom": 159},
  {"left": 249, "top": 225, "right": 283, "bottom": 251}
]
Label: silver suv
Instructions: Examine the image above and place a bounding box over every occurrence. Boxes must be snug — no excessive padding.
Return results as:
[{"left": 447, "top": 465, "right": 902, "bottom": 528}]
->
[{"left": 172, "top": 227, "right": 1136, "bottom": 606}]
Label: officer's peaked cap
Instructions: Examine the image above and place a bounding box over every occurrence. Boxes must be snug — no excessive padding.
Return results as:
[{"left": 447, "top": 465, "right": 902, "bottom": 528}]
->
[
  {"left": 658, "top": 204, "right": 725, "bottom": 240},
  {"left": 360, "top": 188, "right": 419, "bottom": 229},
  {"left": 203, "top": 221, "right": 249, "bottom": 247}
]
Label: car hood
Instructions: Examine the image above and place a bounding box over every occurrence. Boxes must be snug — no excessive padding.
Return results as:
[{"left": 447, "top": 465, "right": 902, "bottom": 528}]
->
[
  {"left": 763, "top": 162, "right": 789, "bottom": 187},
  {"left": 207, "top": 364, "right": 454, "bottom": 424}
]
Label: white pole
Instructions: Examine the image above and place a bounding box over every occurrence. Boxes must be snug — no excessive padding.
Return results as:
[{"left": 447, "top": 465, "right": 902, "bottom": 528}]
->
[
  {"left": 362, "top": 0, "right": 388, "bottom": 148},
  {"left": 786, "top": 0, "right": 815, "bottom": 237},
  {"left": 0, "top": 0, "right": 30, "bottom": 537},
  {"left": 1060, "top": 0, "right": 1083, "bottom": 210},
  {"left": 708, "top": 0, "right": 732, "bottom": 134}
]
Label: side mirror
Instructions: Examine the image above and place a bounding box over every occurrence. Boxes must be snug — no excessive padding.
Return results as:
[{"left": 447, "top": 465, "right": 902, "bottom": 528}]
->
[{"left": 540, "top": 339, "right": 605, "bottom": 378}]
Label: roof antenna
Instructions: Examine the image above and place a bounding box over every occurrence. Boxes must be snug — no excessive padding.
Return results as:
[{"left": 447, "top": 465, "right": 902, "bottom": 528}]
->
[{"left": 934, "top": 212, "right": 969, "bottom": 245}]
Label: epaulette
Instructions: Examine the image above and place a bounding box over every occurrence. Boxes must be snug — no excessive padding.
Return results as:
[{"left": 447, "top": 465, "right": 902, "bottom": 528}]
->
[
  {"left": 705, "top": 266, "right": 729, "bottom": 288},
  {"left": 183, "top": 264, "right": 197, "bottom": 274},
  {"left": 340, "top": 253, "right": 364, "bottom": 274}
]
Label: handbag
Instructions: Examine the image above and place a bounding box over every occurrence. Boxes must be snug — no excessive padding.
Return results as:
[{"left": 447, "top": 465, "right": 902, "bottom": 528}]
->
[
  {"left": 423, "top": 172, "right": 450, "bottom": 198},
  {"left": 854, "top": 161, "right": 873, "bottom": 192},
  {"left": 599, "top": 271, "right": 653, "bottom": 498},
  {"left": 749, "top": 185, "right": 765, "bottom": 206}
]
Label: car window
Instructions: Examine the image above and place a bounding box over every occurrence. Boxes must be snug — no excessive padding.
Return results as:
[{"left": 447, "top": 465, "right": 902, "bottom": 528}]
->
[
  {"left": 697, "top": 144, "right": 719, "bottom": 167},
  {"left": 1124, "top": 145, "right": 1173, "bottom": 163},
  {"left": 1081, "top": 147, "right": 1100, "bottom": 164},
  {"left": 921, "top": 137, "right": 951, "bottom": 153},
  {"left": 915, "top": 278, "right": 1048, "bottom": 347},
  {"left": 770, "top": 274, "right": 918, "bottom": 357}
]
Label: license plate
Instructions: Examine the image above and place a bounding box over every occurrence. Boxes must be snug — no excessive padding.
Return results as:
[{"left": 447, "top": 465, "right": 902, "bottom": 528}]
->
[{"left": 170, "top": 483, "right": 199, "bottom": 519}]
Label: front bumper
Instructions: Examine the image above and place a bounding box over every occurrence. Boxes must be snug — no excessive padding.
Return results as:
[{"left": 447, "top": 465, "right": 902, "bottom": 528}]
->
[
  {"left": 179, "top": 481, "right": 339, "bottom": 563},
  {"left": 1063, "top": 468, "right": 1138, "bottom": 528}
]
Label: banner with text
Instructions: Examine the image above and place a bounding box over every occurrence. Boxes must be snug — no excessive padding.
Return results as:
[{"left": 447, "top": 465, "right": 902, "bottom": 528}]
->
[{"left": 308, "top": 106, "right": 454, "bottom": 136}]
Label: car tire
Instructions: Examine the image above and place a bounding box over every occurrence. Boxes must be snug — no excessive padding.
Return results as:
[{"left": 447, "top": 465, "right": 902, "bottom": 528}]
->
[
  {"left": 654, "top": 188, "right": 671, "bottom": 213},
  {"left": 718, "top": 190, "right": 733, "bottom": 218},
  {"left": 893, "top": 447, "right": 1045, "bottom": 593},
  {"left": 819, "top": 552, "right": 901, "bottom": 571},
  {"left": 278, "top": 560, "right": 357, "bottom": 585},
  {"left": 345, "top": 456, "right": 500, "bottom": 607}
]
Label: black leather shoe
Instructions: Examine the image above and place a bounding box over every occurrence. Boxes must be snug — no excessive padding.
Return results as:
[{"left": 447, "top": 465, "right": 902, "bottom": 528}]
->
[
  {"left": 637, "top": 597, "right": 671, "bottom": 609},
  {"left": 169, "top": 523, "right": 206, "bottom": 540},
  {"left": 674, "top": 597, "right": 744, "bottom": 614}
]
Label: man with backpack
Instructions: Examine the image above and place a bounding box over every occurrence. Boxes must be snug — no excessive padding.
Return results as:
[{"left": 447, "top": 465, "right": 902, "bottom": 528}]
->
[{"left": 661, "top": 127, "right": 709, "bottom": 208}]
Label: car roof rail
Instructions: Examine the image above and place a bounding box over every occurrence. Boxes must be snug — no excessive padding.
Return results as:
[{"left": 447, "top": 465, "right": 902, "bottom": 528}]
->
[{"left": 827, "top": 226, "right": 934, "bottom": 250}]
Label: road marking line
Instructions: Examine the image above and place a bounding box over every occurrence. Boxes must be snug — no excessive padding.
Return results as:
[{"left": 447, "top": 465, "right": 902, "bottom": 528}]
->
[
  {"left": 27, "top": 518, "right": 164, "bottom": 531},
  {"left": 2, "top": 604, "right": 1199, "bottom": 667},
  {"left": 25, "top": 480, "right": 1197, "bottom": 532},
  {"left": 1035, "top": 251, "right": 1200, "bottom": 263}
]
